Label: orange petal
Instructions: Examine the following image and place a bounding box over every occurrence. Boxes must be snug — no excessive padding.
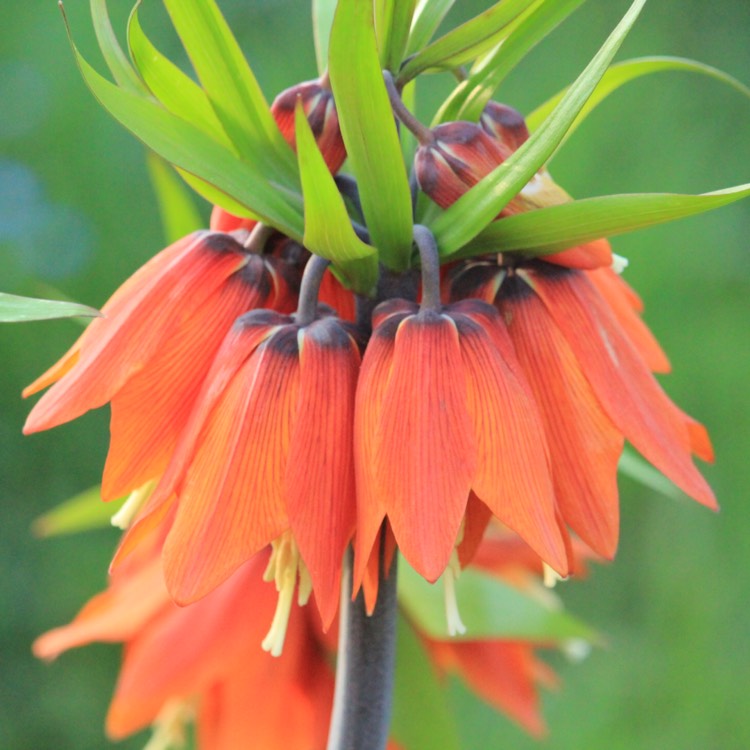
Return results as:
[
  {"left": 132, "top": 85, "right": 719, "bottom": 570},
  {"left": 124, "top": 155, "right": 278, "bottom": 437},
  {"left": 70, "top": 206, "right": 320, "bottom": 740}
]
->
[
  {"left": 453, "top": 305, "right": 568, "bottom": 575},
  {"left": 162, "top": 327, "right": 301, "bottom": 604},
  {"left": 529, "top": 267, "right": 716, "bottom": 509},
  {"left": 318, "top": 268, "right": 357, "bottom": 321},
  {"left": 374, "top": 312, "right": 476, "bottom": 581},
  {"left": 429, "top": 640, "right": 550, "bottom": 737},
  {"left": 543, "top": 238, "right": 613, "bottom": 270},
  {"left": 352, "top": 308, "right": 407, "bottom": 591},
  {"left": 24, "top": 233, "right": 247, "bottom": 433},
  {"left": 456, "top": 492, "right": 493, "bottom": 569},
  {"left": 587, "top": 266, "right": 670, "bottom": 373},
  {"left": 286, "top": 320, "right": 360, "bottom": 628},
  {"left": 102, "top": 260, "right": 274, "bottom": 499},
  {"left": 500, "top": 279, "right": 623, "bottom": 558}
]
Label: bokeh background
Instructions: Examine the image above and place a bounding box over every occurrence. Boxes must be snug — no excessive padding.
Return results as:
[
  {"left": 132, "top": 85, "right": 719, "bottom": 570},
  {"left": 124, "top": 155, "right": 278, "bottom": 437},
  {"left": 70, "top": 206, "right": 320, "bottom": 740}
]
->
[{"left": 1, "top": 1, "right": 748, "bottom": 748}]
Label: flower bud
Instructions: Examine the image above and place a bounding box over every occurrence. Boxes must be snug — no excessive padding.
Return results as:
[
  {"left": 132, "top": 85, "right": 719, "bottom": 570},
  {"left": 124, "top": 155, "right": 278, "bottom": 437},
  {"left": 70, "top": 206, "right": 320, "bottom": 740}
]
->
[
  {"left": 271, "top": 78, "right": 347, "bottom": 173},
  {"left": 479, "top": 101, "right": 529, "bottom": 152},
  {"left": 415, "top": 121, "right": 513, "bottom": 209}
]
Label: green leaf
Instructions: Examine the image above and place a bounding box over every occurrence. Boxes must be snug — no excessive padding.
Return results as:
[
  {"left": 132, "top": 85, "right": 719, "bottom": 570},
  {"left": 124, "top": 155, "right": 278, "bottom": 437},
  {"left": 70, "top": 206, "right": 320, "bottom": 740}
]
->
[
  {"left": 398, "top": 0, "right": 539, "bottom": 83},
  {"left": 127, "top": 4, "right": 232, "bottom": 146},
  {"left": 406, "top": 0, "right": 455, "bottom": 56},
  {"left": 147, "top": 153, "right": 205, "bottom": 244},
  {"left": 295, "top": 104, "right": 378, "bottom": 294},
  {"left": 438, "top": 0, "right": 588, "bottom": 123},
  {"left": 458, "top": 184, "right": 750, "bottom": 258},
  {"left": 527, "top": 55, "right": 750, "bottom": 146},
  {"left": 619, "top": 446, "right": 681, "bottom": 499},
  {"left": 69, "top": 40, "right": 305, "bottom": 240},
  {"left": 392, "top": 615, "right": 462, "bottom": 750},
  {"left": 312, "top": 0, "right": 338, "bottom": 75},
  {"left": 329, "top": 0, "right": 414, "bottom": 270},
  {"left": 89, "top": 0, "right": 149, "bottom": 95},
  {"left": 428, "top": 0, "right": 647, "bottom": 256},
  {"left": 161, "top": 0, "right": 297, "bottom": 184},
  {"left": 32, "top": 487, "right": 124, "bottom": 537},
  {"left": 375, "top": 0, "right": 418, "bottom": 72},
  {"left": 398, "top": 562, "right": 598, "bottom": 643},
  {"left": 0, "top": 293, "right": 100, "bottom": 323}
]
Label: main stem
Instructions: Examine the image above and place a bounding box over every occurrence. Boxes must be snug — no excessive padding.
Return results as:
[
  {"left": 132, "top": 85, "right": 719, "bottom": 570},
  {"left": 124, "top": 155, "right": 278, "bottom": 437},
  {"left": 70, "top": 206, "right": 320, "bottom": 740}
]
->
[{"left": 326, "top": 545, "right": 399, "bottom": 750}]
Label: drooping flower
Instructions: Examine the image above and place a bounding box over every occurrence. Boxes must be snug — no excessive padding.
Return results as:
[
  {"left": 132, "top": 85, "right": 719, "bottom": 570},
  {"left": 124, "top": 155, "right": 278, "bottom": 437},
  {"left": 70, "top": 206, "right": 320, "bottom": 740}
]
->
[
  {"left": 22, "top": 232, "right": 297, "bottom": 501},
  {"left": 34, "top": 546, "right": 334, "bottom": 750},
  {"left": 443, "top": 259, "right": 716, "bottom": 558},
  {"left": 115, "top": 302, "right": 360, "bottom": 633},
  {"left": 353, "top": 291, "right": 569, "bottom": 588}
]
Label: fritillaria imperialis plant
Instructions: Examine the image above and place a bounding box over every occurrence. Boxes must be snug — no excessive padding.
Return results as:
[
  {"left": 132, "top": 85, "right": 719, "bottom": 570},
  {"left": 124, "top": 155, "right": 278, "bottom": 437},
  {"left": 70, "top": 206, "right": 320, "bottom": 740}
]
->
[{"left": 4, "top": 0, "right": 749, "bottom": 747}]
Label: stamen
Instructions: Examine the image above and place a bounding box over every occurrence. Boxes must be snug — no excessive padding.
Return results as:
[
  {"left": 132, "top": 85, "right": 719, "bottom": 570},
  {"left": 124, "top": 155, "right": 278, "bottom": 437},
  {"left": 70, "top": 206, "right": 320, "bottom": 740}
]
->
[
  {"left": 443, "top": 550, "right": 467, "bottom": 637},
  {"left": 261, "top": 533, "right": 312, "bottom": 657},
  {"left": 110, "top": 479, "right": 156, "bottom": 530},
  {"left": 142, "top": 698, "right": 193, "bottom": 750},
  {"left": 543, "top": 562, "right": 567, "bottom": 588},
  {"left": 612, "top": 253, "right": 629, "bottom": 274}
]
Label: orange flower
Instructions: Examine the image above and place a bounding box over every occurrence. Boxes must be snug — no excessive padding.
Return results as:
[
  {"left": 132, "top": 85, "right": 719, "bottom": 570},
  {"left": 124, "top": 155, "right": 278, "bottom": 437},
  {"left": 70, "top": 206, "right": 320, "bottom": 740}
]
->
[
  {"left": 23, "top": 232, "right": 296, "bottom": 501},
  {"left": 444, "top": 259, "right": 716, "bottom": 559},
  {"left": 34, "top": 547, "right": 333, "bottom": 750},
  {"left": 118, "top": 309, "right": 360, "bottom": 631},
  {"left": 354, "top": 296, "right": 569, "bottom": 586}
]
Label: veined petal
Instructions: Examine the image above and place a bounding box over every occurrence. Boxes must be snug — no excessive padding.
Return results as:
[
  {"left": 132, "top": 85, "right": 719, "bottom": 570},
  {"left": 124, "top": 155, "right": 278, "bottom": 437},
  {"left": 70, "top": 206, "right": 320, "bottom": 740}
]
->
[
  {"left": 353, "top": 307, "right": 408, "bottom": 591},
  {"left": 24, "top": 233, "right": 248, "bottom": 433},
  {"left": 163, "top": 327, "right": 301, "bottom": 604},
  {"left": 453, "top": 304, "right": 568, "bottom": 575},
  {"left": 374, "top": 312, "right": 476, "bottom": 582},
  {"left": 33, "top": 556, "right": 167, "bottom": 660},
  {"left": 102, "top": 259, "right": 275, "bottom": 499},
  {"left": 587, "top": 266, "right": 670, "bottom": 373},
  {"left": 286, "top": 319, "right": 359, "bottom": 628},
  {"left": 500, "top": 278, "right": 623, "bottom": 558},
  {"left": 318, "top": 268, "right": 357, "bottom": 322},
  {"left": 456, "top": 492, "right": 493, "bottom": 569},
  {"left": 529, "top": 267, "right": 716, "bottom": 509}
]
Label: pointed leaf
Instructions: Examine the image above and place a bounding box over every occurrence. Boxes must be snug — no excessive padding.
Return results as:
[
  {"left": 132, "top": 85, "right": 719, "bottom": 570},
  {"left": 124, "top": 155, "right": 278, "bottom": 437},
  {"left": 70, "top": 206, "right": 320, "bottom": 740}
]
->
[
  {"left": 427, "top": 0, "right": 647, "bottom": 255},
  {"left": 376, "top": 0, "right": 418, "bottom": 72},
  {"left": 0, "top": 293, "right": 100, "bottom": 323},
  {"left": 146, "top": 153, "right": 205, "bottom": 244},
  {"left": 406, "top": 0, "right": 456, "bottom": 56},
  {"left": 69, "top": 41, "right": 304, "bottom": 240},
  {"left": 296, "top": 104, "right": 378, "bottom": 294},
  {"left": 398, "top": 562, "right": 598, "bottom": 643},
  {"left": 127, "top": 5, "right": 231, "bottom": 145},
  {"left": 438, "top": 0, "right": 587, "bottom": 122},
  {"left": 398, "top": 0, "right": 539, "bottom": 83},
  {"left": 90, "top": 0, "right": 149, "bottom": 95},
  {"left": 312, "top": 0, "right": 338, "bottom": 75},
  {"left": 457, "top": 184, "right": 750, "bottom": 258},
  {"left": 527, "top": 56, "right": 750, "bottom": 146},
  {"left": 392, "top": 615, "right": 462, "bottom": 750},
  {"left": 161, "top": 0, "right": 297, "bottom": 184},
  {"left": 329, "top": 0, "right": 414, "bottom": 270},
  {"left": 32, "top": 486, "right": 125, "bottom": 537}
]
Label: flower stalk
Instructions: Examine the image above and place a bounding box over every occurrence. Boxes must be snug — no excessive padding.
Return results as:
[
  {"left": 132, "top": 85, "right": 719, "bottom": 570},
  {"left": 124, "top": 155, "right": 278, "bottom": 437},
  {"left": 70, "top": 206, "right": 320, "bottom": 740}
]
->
[{"left": 326, "top": 546, "right": 399, "bottom": 750}]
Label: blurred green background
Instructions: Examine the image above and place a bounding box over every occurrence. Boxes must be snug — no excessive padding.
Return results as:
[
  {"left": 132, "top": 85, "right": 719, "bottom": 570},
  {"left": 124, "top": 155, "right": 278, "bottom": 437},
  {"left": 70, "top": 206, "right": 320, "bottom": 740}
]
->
[{"left": 1, "top": 1, "right": 748, "bottom": 748}]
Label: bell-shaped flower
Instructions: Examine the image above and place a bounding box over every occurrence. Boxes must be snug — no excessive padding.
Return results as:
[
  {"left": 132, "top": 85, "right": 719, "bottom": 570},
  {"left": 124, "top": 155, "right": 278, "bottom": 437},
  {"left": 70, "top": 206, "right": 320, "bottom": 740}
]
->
[
  {"left": 23, "top": 232, "right": 293, "bottom": 500},
  {"left": 354, "top": 296, "right": 569, "bottom": 587},
  {"left": 118, "top": 307, "right": 360, "bottom": 633}
]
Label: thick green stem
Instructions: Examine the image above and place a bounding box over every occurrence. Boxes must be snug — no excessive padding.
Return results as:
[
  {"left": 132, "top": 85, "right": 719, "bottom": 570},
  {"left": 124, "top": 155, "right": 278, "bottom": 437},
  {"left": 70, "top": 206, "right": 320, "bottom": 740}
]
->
[{"left": 326, "top": 546, "right": 399, "bottom": 750}]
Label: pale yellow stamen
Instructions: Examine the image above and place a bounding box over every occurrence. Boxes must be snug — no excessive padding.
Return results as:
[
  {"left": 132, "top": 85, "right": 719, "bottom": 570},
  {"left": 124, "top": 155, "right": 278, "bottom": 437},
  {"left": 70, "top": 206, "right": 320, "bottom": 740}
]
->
[
  {"left": 261, "top": 532, "right": 311, "bottom": 657},
  {"left": 443, "top": 549, "right": 467, "bottom": 637},
  {"left": 110, "top": 479, "right": 156, "bottom": 530},
  {"left": 543, "top": 562, "right": 567, "bottom": 589},
  {"left": 612, "top": 253, "right": 629, "bottom": 274},
  {"left": 142, "top": 698, "right": 193, "bottom": 750}
]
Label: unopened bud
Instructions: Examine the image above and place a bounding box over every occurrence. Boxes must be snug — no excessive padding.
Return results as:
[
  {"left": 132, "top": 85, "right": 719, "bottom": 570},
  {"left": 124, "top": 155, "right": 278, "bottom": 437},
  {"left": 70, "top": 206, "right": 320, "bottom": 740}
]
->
[
  {"left": 272, "top": 78, "right": 347, "bottom": 173},
  {"left": 480, "top": 101, "right": 529, "bottom": 152},
  {"left": 415, "top": 121, "right": 513, "bottom": 209}
]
